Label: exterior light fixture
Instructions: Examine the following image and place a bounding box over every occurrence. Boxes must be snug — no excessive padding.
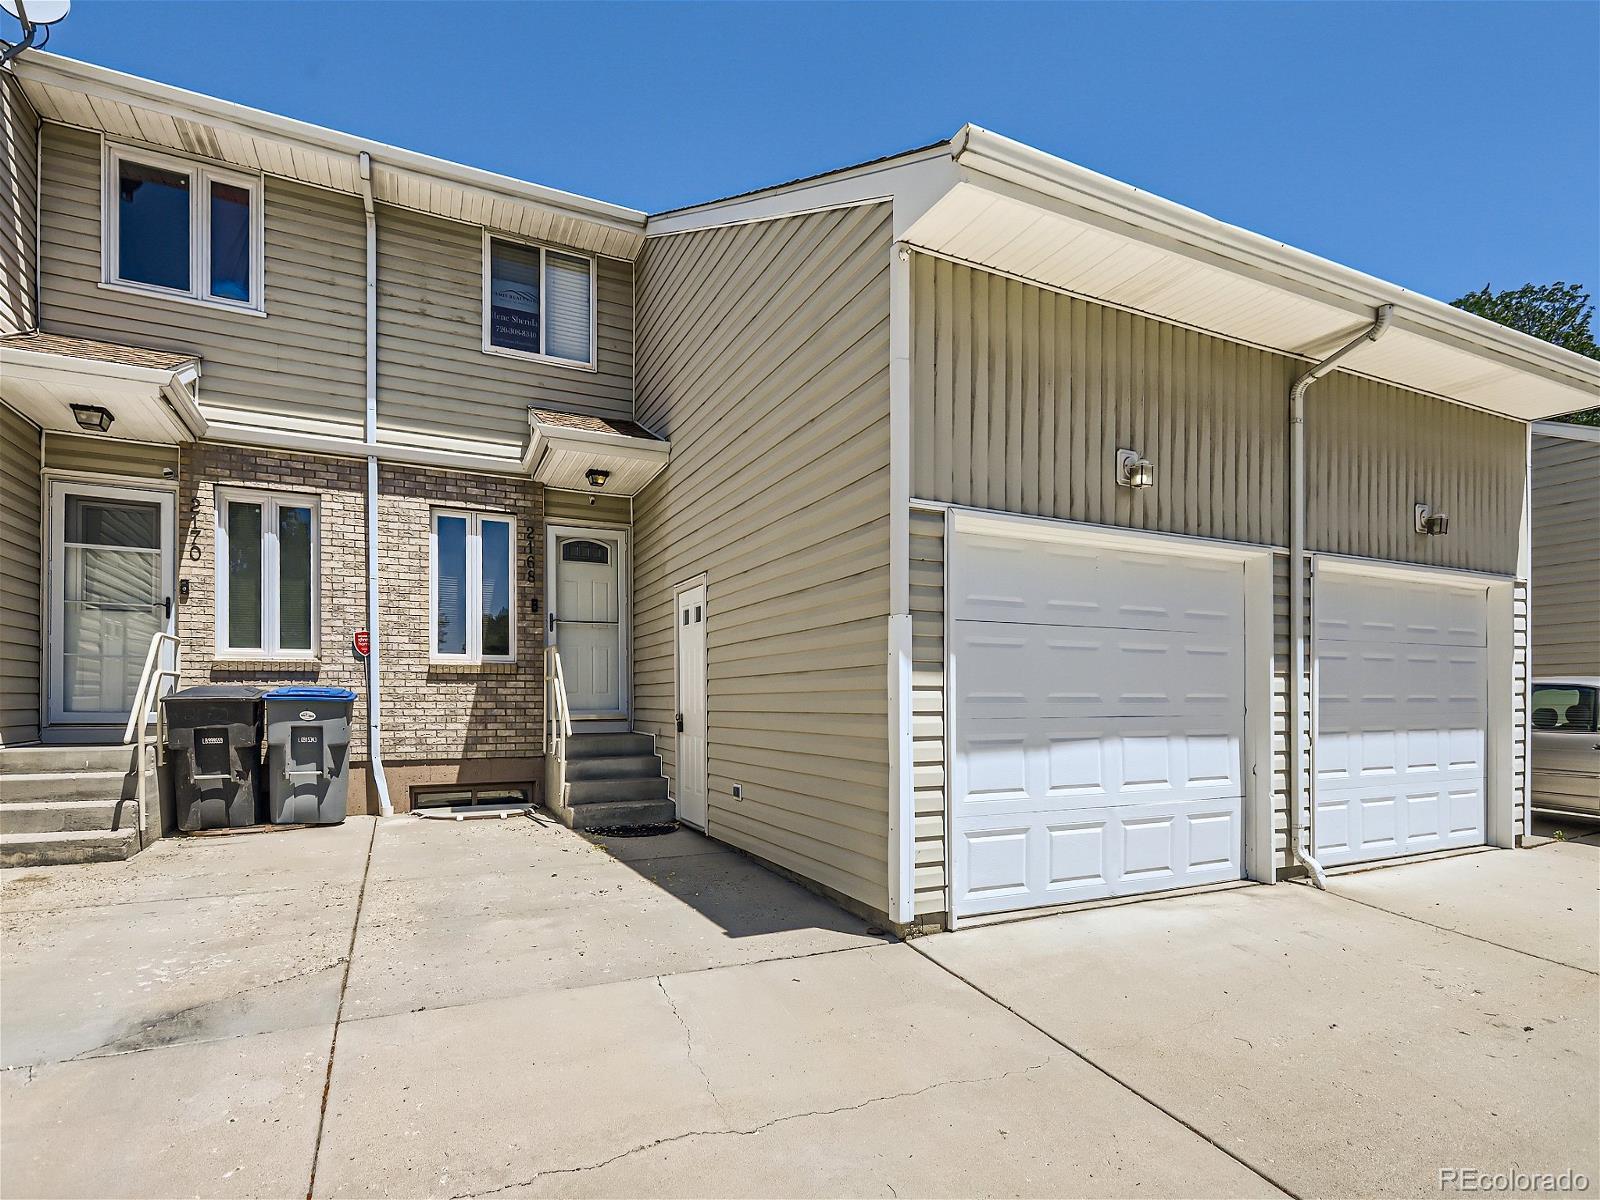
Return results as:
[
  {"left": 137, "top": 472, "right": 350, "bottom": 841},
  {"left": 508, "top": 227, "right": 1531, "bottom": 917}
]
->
[
  {"left": 1414, "top": 503, "right": 1450, "bottom": 536},
  {"left": 585, "top": 468, "right": 610, "bottom": 489},
  {"left": 1115, "top": 448, "right": 1154, "bottom": 489},
  {"left": 69, "top": 403, "right": 114, "bottom": 433}
]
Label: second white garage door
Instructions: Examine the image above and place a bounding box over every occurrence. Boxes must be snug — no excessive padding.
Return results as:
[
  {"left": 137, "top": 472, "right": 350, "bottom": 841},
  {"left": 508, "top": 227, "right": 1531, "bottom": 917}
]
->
[
  {"left": 1312, "top": 567, "right": 1489, "bottom": 867},
  {"left": 949, "top": 525, "right": 1248, "bottom": 918}
]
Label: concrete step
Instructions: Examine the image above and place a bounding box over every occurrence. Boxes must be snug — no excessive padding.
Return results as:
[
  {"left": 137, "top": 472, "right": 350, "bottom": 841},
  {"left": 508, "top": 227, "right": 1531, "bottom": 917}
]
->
[
  {"left": 565, "top": 754, "right": 662, "bottom": 782},
  {"left": 0, "top": 743, "right": 139, "bottom": 776},
  {"left": 559, "top": 798, "right": 676, "bottom": 832},
  {"left": 0, "top": 771, "right": 136, "bottom": 805},
  {"left": 0, "top": 799, "right": 133, "bottom": 835},
  {"left": 0, "top": 828, "right": 141, "bottom": 868},
  {"left": 566, "top": 776, "right": 669, "bottom": 805},
  {"left": 565, "top": 733, "right": 654, "bottom": 760}
]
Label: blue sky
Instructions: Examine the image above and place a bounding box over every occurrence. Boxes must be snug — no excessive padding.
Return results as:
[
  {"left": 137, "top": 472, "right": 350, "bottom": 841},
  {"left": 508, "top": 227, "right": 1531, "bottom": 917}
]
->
[{"left": 30, "top": 1, "right": 1599, "bottom": 304}]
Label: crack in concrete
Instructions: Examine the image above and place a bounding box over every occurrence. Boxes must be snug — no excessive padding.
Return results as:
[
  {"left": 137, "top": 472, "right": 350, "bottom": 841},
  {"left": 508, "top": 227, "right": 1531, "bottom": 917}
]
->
[
  {"left": 448, "top": 1058, "right": 1058, "bottom": 1198},
  {"left": 654, "top": 974, "right": 727, "bottom": 1122},
  {"left": 61, "top": 957, "right": 349, "bottom": 1063},
  {"left": 1322, "top": 888, "right": 1598, "bottom": 976}
]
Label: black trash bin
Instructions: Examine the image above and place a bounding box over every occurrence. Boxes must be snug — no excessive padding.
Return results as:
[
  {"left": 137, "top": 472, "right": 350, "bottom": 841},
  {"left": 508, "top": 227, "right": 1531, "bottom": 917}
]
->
[
  {"left": 263, "top": 686, "right": 357, "bottom": 825},
  {"left": 162, "top": 685, "right": 266, "bottom": 830}
]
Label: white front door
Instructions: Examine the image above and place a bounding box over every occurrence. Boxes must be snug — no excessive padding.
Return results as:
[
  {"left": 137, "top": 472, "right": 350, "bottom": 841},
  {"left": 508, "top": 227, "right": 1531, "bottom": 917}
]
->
[
  {"left": 675, "top": 581, "right": 708, "bottom": 829},
  {"left": 47, "top": 482, "right": 175, "bottom": 726},
  {"left": 949, "top": 525, "right": 1247, "bottom": 918},
  {"left": 1312, "top": 567, "right": 1489, "bottom": 865},
  {"left": 551, "top": 527, "right": 627, "bottom": 717}
]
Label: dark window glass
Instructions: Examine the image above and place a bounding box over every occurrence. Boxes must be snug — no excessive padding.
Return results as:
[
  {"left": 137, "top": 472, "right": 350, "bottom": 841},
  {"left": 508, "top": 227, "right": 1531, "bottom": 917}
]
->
[
  {"left": 481, "top": 519, "right": 512, "bottom": 657},
  {"left": 119, "top": 160, "right": 190, "bottom": 292},
  {"left": 488, "top": 239, "right": 540, "bottom": 354},
  {"left": 210, "top": 181, "right": 251, "bottom": 302},
  {"left": 435, "top": 515, "right": 468, "bottom": 655},
  {"left": 277, "top": 506, "right": 313, "bottom": 651},
  {"left": 561, "top": 540, "right": 609, "bottom": 564},
  {"left": 1532, "top": 686, "right": 1598, "bottom": 732},
  {"left": 226, "top": 501, "right": 263, "bottom": 649}
]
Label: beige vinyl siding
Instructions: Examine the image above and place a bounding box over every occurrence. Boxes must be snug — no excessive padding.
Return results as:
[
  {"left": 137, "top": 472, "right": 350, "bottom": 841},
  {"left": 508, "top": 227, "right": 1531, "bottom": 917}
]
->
[
  {"left": 1, "top": 403, "right": 43, "bottom": 745},
  {"left": 43, "top": 432, "right": 178, "bottom": 480},
  {"left": 910, "top": 254, "right": 1526, "bottom": 574},
  {"left": 543, "top": 488, "right": 630, "bottom": 526},
  {"left": 37, "top": 124, "right": 367, "bottom": 437},
  {"left": 1306, "top": 375, "right": 1525, "bottom": 574},
  {"left": 1, "top": 72, "right": 38, "bottom": 334},
  {"left": 911, "top": 253, "right": 1291, "bottom": 544},
  {"left": 376, "top": 206, "right": 634, "bottom": 453},
  {"left": 632, "top": 202, "right": 893, "bottom": 915},
  {"left": 1513, "top": 578, "right": 1530, "bottom": 836},
  {"left": 909, "top": 508, "right": 946, "bottom": 917},
  {"left": 1530, "top": 433, "right": 1600, "bottom": 676}
]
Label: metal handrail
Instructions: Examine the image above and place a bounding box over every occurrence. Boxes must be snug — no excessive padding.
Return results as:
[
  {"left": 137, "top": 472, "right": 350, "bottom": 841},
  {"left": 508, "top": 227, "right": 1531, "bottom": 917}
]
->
[
  {"left": 546, "top": 646, "right": 574, "bottom": 815},
  {"left": 124, "top": 630, "right": 181, "bottom": 851}
]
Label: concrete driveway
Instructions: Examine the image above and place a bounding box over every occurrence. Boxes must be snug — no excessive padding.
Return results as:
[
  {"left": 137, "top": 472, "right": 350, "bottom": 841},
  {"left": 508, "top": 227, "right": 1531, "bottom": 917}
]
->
[{"left": 2, "top": 815, "right": 1595, "bottom": 1199}]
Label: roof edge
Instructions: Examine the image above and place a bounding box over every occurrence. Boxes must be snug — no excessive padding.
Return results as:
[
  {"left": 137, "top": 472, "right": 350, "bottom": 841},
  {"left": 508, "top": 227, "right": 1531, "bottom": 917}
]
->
[
  {"left": 16, "top": 52, "right": 645, "bottom": 231},
  {"left": 950, "top": 124, "right": 1600, "bottom": 395}
]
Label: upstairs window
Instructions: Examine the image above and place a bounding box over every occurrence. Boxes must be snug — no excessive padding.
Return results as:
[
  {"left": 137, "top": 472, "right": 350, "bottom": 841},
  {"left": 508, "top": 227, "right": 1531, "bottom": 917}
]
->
[
  {"left": 105, "top": 145, "right": 263, "bottom": 313},
  {"left": 483, "top": 234, "right": 594, "bottom": 368}
]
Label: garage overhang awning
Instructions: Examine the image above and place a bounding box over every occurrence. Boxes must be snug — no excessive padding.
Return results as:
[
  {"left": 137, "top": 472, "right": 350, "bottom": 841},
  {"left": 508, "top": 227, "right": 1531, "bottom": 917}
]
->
[
  {"left": 524, "top": 408, "right": 669, "bottom": 498},
  {"left": 900, "top": 126, "right": 1600, "bottom": 422},
  {"left": 0, "top": 332, "right": 206, "bottom": 443}
]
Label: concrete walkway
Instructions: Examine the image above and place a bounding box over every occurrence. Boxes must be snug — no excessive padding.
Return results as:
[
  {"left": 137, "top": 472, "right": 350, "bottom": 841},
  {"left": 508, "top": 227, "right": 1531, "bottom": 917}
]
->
[{"left": 2, "top": 816, "right": 1595, "bottom": 1198}]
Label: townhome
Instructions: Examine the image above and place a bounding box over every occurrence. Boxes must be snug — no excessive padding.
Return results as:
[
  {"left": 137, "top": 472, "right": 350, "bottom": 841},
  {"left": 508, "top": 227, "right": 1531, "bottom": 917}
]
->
[{"left": 3, "top": 54, "right": 1596, "bottom": 935}]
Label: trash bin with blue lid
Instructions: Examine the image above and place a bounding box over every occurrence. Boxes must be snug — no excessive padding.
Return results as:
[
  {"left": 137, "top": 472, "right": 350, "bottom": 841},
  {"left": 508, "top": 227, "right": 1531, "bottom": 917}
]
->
[
  {"left": 262, "top": 686, "right": 357, "bottom": 825},
  {"left": 162, "top": 684, "right": 267, "bottom": 830}
]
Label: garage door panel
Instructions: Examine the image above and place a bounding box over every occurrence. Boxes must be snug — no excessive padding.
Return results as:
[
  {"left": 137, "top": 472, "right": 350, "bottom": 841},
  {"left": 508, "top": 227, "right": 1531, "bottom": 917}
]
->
[
  {"left": 953, "top": 534, "right": 1243, "bottom": 634},
  {"left": 1313, "top": 569, "right": 1488, "bottom": 868},
  {"left": 954, "top": 621, "right": 1242, "bottom": 720},
  {"left": 957, "top": 716, "right": 1243, "bottom": 814},
  {"left": 953, "top": 798, "right": 1243, "bottom": 915},
  {"left": 1314, "top": 573, "right": 1488, "bottom": 647}
]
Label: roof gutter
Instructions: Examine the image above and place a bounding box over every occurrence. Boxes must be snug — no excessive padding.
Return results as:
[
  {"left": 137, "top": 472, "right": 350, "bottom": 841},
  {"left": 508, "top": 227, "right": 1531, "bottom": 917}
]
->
[
  {"left": 357, "top": 150, "right": 393, "bottom": 818},
  {"left": 948, "top": 125, "right": 1599, "bottom": 396},
  {"left": 1287, "top": 303, "right": 1394, "bottom": 889}
]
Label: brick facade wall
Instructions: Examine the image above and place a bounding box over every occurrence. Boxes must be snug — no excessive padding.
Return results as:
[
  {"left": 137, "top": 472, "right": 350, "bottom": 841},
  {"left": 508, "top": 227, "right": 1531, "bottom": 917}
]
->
[
  {"left": 177, "top": 445, "right": 546, "bottom": 808},
  {"left": 376, "top": 462, "right": 544, "bottom": 761}
]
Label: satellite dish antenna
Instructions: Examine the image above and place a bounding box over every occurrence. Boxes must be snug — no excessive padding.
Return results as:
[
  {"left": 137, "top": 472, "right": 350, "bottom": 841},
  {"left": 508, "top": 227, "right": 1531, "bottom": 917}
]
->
[{"left": 1, "top": 0, "right": 70, "bottom": 67}]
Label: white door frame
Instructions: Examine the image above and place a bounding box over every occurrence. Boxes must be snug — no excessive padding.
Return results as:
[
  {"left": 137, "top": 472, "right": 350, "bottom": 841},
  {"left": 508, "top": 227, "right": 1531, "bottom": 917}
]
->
[
  {"left": 545, "top": 521, "right": 631, "bottom": 720},
  {"left": 672, "top": 573, "right": 709, "bottom": 831},
  {"left": 45, "top": 477, "right": 177, "bottom": 727},
  {"left": 1310, "top": 554, "right": 1517, "bottom": 854},
  {"left": 943, "top": 508, "right": 1278, "bottom": 926}
]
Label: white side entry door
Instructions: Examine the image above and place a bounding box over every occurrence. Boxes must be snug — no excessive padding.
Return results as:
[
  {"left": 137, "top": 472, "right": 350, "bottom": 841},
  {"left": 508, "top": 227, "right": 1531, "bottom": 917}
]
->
[{"left": 675, "top": 582, "right": 708, "bottom": 829}]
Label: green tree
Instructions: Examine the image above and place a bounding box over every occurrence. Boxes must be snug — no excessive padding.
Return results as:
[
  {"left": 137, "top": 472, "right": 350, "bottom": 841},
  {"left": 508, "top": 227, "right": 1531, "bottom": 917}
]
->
[{"left": 1451, "top": 281, "right": 1599, "bottom": 426}]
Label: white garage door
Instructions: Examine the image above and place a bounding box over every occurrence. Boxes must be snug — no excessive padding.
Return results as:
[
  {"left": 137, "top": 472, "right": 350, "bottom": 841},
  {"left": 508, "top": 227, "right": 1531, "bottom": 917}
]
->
[
  {"left": 950, "top": 527, "right": 1247, "bottom": 918},
  {"left": 1312, "top": 569, "right": 1489, "bottom": 867}
]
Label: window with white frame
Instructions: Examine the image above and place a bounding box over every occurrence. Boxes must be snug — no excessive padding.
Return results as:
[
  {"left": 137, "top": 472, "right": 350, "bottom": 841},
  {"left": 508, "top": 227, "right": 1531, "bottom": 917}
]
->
[
  {"left": 483, "top": 235, "right": 595, "bottom": 367},
  {"left": 215, "top": 490, "right": 318, "bottom": 656},
  {"left": 431, "top": 510, "right": 516, "bottom": 663},
  {"left": 105, "top": 144, "right": 264, "bottom": 312}
]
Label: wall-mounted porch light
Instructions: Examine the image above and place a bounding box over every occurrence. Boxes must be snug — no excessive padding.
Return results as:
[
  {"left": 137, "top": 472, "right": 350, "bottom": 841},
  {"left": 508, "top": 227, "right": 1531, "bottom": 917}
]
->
[
  {"left": 585, "top": 468, "right": 610, "bottom": 489},
  {"left": 1414, "top": 503, "right": 1450, "bottom": 536},
  {"left": 69, "top": 403, "right": 114, "bottom": 434},
  {"left": 1115, "top": 448, "right": 1154, "bottom": 490}
]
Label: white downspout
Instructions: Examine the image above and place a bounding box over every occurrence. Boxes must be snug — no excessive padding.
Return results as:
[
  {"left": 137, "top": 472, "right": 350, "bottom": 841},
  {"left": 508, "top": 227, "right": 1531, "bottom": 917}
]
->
[
  {"left": 1288, "top": 304, "right": 1393, "bottom": 887},
  {"left": 358, "top": 151, "right": 393, "bottom": 817}
]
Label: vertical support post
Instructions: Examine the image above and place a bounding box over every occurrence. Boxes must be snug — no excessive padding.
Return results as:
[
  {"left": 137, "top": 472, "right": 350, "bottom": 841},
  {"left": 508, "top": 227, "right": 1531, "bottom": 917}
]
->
[{"left": 886, "top": 240, "right": 915, "bottom": 925}]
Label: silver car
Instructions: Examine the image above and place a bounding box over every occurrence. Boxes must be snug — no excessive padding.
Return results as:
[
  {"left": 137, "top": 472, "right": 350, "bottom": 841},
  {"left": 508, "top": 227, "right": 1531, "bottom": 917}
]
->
[{"left": 1531, "top": 677, "right": 1600, "bottom": 818}]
